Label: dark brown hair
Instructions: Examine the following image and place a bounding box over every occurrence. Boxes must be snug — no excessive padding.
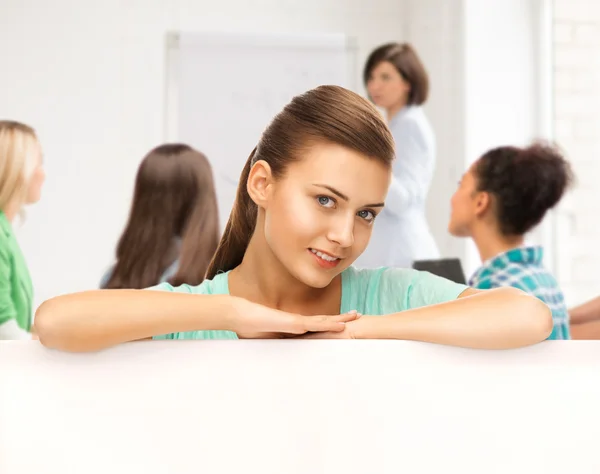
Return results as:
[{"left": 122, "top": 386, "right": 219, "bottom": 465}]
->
[
  {"left": 363, "top": 43, "right": 429, "bottom": 106},
  {"left": 205, "top": 85, "right": 395, "bottom": 280},
  {"left": 474, "top": 142, "right": 574, "bottom": 236},
  {"left": 104, "top": 144, "right": 219, "bottom": 289}
]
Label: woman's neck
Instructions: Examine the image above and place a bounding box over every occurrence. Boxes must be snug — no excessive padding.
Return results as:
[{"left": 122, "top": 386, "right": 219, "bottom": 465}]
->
[
  {"left": 386, "top": 100, "right": 408, "bottom": 122},
  {"left": 229, "top": 230, "right": 338, "bottom": 313},
  {"left": 471, "top": 225, "right": 524, "bottom": 263},
  {"left": 1, "top": 200, "right": 20, "bottom": 223}
]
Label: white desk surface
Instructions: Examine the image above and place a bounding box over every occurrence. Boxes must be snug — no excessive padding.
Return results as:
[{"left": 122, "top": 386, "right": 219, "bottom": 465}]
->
[{"left": 1, "top": 340, "right": 599, "bottom": 473}]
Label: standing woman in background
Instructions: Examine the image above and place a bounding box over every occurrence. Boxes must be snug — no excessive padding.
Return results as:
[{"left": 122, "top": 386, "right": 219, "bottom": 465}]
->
[
  {"left": 356, "top": 42, "right": 439, "bottom": 269},
  {"left": 0, "top": 121, "right": 45, "bottom": 339},
  {"left": 101, "top": 144, "right": 220, "bottom": 289}
]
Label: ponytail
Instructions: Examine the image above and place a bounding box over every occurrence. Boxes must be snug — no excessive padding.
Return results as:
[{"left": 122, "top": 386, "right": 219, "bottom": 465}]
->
[{"left": 205, "top": 147, "right": 258, "bottom": 279}]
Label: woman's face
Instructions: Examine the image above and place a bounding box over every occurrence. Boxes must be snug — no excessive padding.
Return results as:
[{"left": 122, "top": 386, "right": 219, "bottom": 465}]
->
[
  {"left": 260, "top": 142, "right": 391, "bottom": 289},
  {"left": 448, "top": 163, "right": 486, "bottom": 237},
  {"left": 366, "top": 61, "right": 411, "bottom": 111}
]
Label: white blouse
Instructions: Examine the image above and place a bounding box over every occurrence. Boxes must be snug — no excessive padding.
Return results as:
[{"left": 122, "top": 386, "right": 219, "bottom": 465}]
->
[{"left": 354, "top": 105, "right": 440, "bottom": 269}]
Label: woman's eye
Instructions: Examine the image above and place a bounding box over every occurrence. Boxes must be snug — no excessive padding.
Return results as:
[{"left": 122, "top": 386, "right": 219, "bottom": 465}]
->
[
  {"left": 358, "top": 210, "right": 375, "bottom": 222},
  {"left": 317, "top": 196, "right": 335, "bottom": 208}
]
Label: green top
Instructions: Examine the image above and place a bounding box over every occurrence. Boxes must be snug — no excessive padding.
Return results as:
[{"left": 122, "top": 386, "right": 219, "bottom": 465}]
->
[
  {"left": 0, "top": 212, "right": 34, "bottom": 331},
  {"left": 149, "top": 266, "right": 468, "bottom": 340}
]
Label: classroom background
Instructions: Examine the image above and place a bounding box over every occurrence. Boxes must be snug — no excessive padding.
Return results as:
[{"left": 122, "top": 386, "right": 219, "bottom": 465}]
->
[{"left": 1, "top": 0, "right": 598, "bottom": 310}]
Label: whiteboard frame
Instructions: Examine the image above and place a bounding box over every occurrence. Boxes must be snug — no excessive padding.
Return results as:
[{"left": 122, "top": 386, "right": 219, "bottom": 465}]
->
[{"left": 163, "top": 31, "right": 359, "bottom": 143}]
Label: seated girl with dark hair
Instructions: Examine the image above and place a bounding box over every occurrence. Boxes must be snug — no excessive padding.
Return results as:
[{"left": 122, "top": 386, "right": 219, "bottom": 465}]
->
[
  {"left": 101, "top": 144, "right": 220, "bottom": 289},
  {"left": 448, "top": 143, "right": 574, "bottom": 340}
]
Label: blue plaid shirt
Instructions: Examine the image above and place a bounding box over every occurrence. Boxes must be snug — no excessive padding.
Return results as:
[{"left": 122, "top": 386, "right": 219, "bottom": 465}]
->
[{"left": 469, "top": 246, "right": 570, "bottom": 340}]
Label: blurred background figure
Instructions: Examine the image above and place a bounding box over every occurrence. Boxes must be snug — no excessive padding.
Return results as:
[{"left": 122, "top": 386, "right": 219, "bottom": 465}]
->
[
  {"left": 448, "top": 142, "right": 573, "bottom": 340},
  {"left": 101, "top": 144, "right": 219, "bottom": 289},
  {"left": 570, "top": 296, "right": 600, "bottom": 339},
  {"left": 355, "top": 42, "right": 439, "bottom": 269},
  {"left": 0, "top": 121, "right": 45, "bottom": 339}
]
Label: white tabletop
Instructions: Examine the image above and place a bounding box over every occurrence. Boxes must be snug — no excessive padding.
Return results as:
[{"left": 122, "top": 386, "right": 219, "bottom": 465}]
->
[{"left": 1, "top": 340, "right": 598, "bottom": 474}]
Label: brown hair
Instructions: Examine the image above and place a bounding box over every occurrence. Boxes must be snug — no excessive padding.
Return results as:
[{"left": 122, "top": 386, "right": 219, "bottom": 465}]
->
[
  {"left": 474, "top": 142, "right": 574, "bottom": 236},
  {"left": 104, "top": 144, "right": 219, "bottom": 289},
  {"left": 363, "top": 43, "right": 429, "bottom": 106},
  {"left": 205, "top": 85, "right": 395, "bottom": 280}
]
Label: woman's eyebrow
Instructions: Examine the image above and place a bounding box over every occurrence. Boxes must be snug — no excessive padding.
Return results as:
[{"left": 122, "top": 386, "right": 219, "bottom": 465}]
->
[{"left": 312, "top": 183, "right": 385, "bottom": 207}]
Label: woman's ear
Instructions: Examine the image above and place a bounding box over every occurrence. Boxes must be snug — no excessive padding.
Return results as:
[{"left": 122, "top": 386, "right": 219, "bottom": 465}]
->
[
  {"left": 474, "top": 191, "right": 492, "bottom": 217},
  {"left": 247, "top": 160, "right": 273, "bottom": 209}
]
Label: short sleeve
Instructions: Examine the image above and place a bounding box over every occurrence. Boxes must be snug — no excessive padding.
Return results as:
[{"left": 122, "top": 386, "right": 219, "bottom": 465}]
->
[
  {"left": 143, "top": 274, "right": 237, "bottom": 341},
  {"left": 401, "top": 269, "right": 469, "bottom": 310},
  {"left": 341, "top": 266, "right": 468, "bottom": 316},
  {"left": 471, "top": 265, "right": 527, "bottom": 292},
  {"left": 474, "top": 274, "right": 530, "bottom": 293},
  {"left": 471, "top": 278, "right": 496, "bottom": 290},
  {"left": 376, "top": 268, "right": 468, "bottom": 314},
  {"left": 145, "top": 282, "right": 196, "bottom": 293}
]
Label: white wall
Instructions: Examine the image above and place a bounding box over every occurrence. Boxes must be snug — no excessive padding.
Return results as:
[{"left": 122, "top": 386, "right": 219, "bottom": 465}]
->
[
  {"left": 462, "top": 0, "right": 549, "bottom": 276},
  {"left": 464, "top": 0, "right": 539, "bottom": 159},
  {"left": 553, "top": 0, "right": 600, "bottom": 306},
  {"left": 3, "top": 341, "right": 600, "bottom": 473},
  {"left": 403, "top": 0, "right": 466, "bottom": 264},
  {"left": 0, "top": 0, "right": 406, "bottom": 308},
  {"left": 404, "top": 0, "right": 549, "bottom": 278},
  {"left": 1, "top": 0, "right": 555, "bottom": 307}
]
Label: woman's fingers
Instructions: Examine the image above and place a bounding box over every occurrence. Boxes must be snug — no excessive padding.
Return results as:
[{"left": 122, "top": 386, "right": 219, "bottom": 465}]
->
[
  {"left": 292, "top": 311, "right": 361, "bottom": 334},
  {"left": 334, "top": 310, "right": 362, "bottom": 322}
]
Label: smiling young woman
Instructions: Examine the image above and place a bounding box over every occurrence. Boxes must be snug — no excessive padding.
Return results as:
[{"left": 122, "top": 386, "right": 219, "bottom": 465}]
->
[{"left": 34, "top": 86, "right": 552, "bottom": 352}]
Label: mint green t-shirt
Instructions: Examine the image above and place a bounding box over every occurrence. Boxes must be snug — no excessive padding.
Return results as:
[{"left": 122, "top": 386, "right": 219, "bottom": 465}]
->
[{"left": 149, "top": 266, "right": 468, "bottom": 340}]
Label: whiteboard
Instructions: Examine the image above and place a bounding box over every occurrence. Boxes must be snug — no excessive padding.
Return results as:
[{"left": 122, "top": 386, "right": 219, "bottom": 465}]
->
[
  {"left": 165, "top": 32, "right": 357, "bottom": 230},
  {"left": 2, "top": 340, "right": 600, "bottom": 473}
]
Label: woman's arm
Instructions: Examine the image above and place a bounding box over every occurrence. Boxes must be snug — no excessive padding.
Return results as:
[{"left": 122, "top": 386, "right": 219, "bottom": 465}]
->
[
  {"left": 352, "top": 287, "right": 552, "bottom": 349},
  {"left": 35, "top": 290, "right": 235, "bottom": 352},
  {"left": 570, "top": 319, "right": 600, "bottom": 340},
  {"left": 569, "top": 296, "right": 600, "bottom": 325},
  {"left": 35, "top": 290, "right": 358, "bottom": 352}
]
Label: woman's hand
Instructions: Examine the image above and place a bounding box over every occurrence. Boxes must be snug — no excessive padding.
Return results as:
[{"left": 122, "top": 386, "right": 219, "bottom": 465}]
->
[
  {"left": 228, "top": 297, "right": 361, "bottom": 339},
  {"left": 294, "top": 315, "right": 366, "bottom": 339}
]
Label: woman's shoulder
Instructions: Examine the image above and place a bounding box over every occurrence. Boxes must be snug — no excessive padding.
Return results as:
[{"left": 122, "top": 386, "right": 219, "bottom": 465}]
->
[
  {"left": 391, "top": 107, "right": 434, "bottom": 146},
  {"left": 0, "top": 231, "right": 11, "bottom": 260},
  {"left": 342, "top": 265, "right": 467, "bottom": 314},
  {"left": 395, "top": 106, "right": 431, "bottom": 130},
  {"left": 0, "top": 215, "right": 14, "bottom": 250},
  {"left": 147, "top": 270, "right": 230, "bottom": 295},
  {"left": 0, "top": 222, "right": 23, "bottom": 269}
]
